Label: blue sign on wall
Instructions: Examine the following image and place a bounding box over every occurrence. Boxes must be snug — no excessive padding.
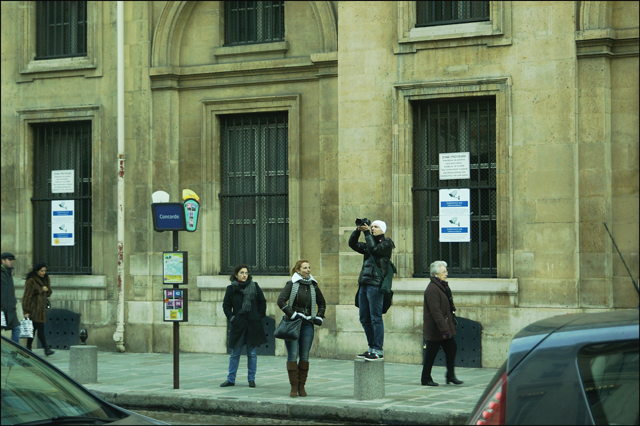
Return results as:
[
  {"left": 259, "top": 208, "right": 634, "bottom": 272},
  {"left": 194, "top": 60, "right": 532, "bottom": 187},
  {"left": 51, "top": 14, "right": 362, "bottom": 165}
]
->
[{"left": 152, "top": 203, "right": 186, "bottom": 232}]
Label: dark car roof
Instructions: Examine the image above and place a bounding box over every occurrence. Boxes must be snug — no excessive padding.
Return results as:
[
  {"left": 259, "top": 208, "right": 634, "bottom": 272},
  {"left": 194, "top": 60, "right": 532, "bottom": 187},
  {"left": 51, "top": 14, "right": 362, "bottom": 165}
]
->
[{"left": 508, "top": 309, "right": 639, "bottom": 374}]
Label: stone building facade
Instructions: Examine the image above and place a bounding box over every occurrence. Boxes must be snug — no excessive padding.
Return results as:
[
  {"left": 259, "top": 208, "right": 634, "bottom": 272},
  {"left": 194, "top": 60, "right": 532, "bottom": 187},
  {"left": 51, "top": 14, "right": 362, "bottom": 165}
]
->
[{"left": 1, "top": 1, "right": 638, "bottom": 368}]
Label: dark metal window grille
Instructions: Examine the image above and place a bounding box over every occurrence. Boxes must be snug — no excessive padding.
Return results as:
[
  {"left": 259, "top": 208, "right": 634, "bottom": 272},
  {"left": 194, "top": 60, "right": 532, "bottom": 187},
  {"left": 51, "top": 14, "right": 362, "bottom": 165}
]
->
[
  {"left": 416, "top": 1, "right": 490, "bottom": 27},
  {"left": 36, "top": 1, "right": 88, "bottom": 60},
  {"left": 224, "top": 1, "right": 285, "bottom": 46},
  {"left": 219, "top": 112, "right": 289, "bottom": 275},
  {"left": 412, "top": 97, "right": 496, "bottom": 277},
  {"left": 31, "top": 121, "right": 92, "bottom": 275}
]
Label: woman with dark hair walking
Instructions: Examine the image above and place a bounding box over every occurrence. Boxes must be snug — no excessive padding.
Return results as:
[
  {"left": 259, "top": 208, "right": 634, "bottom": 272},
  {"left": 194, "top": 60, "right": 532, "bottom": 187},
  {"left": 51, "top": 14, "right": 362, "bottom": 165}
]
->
[
  {"left": 22, "top": 262, "right": 54, "bottom": 356},
  {"left": 220, "top": 264, "right": 267, "bottom": 388},
  {"left": 277, "top": 259, "right": 326, "bottom": 398}
]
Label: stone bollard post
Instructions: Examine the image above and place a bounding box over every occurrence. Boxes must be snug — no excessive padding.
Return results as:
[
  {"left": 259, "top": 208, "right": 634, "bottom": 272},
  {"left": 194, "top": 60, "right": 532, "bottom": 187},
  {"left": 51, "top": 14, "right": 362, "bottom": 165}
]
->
[
  {"left": 354, "top": 358, "right": 385, "bottom": 400},
  {"left": 69, "top": 345, "right": 98, "bottom": 384}
]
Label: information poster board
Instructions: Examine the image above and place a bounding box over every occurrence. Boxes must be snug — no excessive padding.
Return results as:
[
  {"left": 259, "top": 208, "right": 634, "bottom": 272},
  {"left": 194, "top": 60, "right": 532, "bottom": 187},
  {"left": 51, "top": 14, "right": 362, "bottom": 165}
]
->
[
  {"left": 439, "top": 152, "right": 470, "bottom": 180},
  {"left": 163, "top": 289, "right": 188, "bottom": 322},
  {"left": 51, "top": 200, "right": 75, "bottom": 246},
  {"left": 163, "top": 251, "right": 188, "bottom": 284}
]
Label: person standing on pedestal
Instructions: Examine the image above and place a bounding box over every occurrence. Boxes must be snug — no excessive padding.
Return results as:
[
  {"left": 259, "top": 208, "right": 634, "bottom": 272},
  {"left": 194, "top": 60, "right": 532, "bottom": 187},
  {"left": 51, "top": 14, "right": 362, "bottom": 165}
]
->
[
  {"left": 349, "top": 220, "right": 395, "bottom": 362},
  {"left": 421, "top": 260, "right": 463, "bottom": 386},
  {"left": 22, "top": 262, "right": 54, "bottom": 356},
  {"left": 220, "top": 264, "right": 267, "bottom": 388}
]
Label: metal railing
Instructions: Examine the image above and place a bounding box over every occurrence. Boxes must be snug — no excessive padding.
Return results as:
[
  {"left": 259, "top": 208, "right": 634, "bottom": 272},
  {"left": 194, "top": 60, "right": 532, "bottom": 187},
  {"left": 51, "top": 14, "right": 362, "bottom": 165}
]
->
[
  {"left": 219, "top": 113, "right": 289, "bottom": 275},
  {"left": 224, "top": 1, "right": 285, "bottom": 46},
  {"left": 412, "top": 98, "right": 497, "bottom": 277},
  {"left": 36, "top": 1, "right": 87, "bottom": 60},
  {"left": 31, "top": 121, "right": 92, "bottom": 274},
  {"left": 416, "top": 1, "right": 490, "bottom": 27}
]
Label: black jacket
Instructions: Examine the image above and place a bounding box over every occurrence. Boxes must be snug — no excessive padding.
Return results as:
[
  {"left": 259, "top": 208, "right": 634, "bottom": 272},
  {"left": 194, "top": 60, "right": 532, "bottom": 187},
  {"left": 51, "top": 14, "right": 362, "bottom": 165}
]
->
[
  {"left": 1, "top": 265, "right": 20, "bottom": 329},
  {"left": 222, "top": 280, "right": 267, "bottom": 349},
  {"left": 277, "top": 276, "right": 326, "bottom": 320},
  {"left": 349, "top": 229, "right": 395, "bottom": 287}
]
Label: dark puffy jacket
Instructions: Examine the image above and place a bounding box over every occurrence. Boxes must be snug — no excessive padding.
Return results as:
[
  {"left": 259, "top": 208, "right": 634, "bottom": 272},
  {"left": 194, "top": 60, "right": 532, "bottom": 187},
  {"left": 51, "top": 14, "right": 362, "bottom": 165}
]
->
[
  {"left": 222, "top": 280, "right": 267, "bottom": 349},
  {"left": 277, "top": 277, "right": 326, "bottom": 319},
  {"left": 349, "top": 229, "right": 395, "bottom": 287},
  {"left": 1, "top": 265, "right": 20, "bottom": 329}
]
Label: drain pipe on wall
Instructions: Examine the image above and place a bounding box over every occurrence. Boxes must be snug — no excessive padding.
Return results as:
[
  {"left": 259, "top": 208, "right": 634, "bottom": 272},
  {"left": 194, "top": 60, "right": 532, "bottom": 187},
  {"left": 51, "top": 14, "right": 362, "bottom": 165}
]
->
[{"left": 113, "top": 0, "right": 126, "bottom": 353}]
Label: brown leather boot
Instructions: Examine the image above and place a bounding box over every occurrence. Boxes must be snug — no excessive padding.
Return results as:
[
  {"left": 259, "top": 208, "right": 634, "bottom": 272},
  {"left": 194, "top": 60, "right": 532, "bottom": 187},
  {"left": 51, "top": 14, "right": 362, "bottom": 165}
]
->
[
  {"left": 287, "top": 361, "right": 298, "bottom": 398},
  {"left": 298, "top": 361, "right": 310, "bottom": 397}
]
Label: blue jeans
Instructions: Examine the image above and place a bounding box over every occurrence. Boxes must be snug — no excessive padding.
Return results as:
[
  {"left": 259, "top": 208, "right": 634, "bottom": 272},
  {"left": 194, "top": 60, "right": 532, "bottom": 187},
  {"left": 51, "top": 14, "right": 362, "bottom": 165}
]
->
[
  {"left": 227, "top": 343, "right": 257, "bottom": 383},
  {"left": 359, "top": 285, "right": 384, "bottom": 354},
  {"left": 11, "top": 325, "right": 21, "bottom": 344},
  {"left": 285, "top": 320, "right": 314, "bottom": 362}
]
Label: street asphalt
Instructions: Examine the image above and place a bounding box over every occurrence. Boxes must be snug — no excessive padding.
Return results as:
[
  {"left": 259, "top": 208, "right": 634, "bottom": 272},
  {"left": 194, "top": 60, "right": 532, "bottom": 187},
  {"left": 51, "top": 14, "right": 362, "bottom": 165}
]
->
[{"left": 41, "top": 348, "right": 498, "bottom": 425}]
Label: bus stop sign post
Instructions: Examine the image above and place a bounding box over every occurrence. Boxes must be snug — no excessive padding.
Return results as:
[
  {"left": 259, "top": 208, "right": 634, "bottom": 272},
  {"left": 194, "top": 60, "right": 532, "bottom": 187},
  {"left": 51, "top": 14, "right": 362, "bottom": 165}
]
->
[{"left": 151, "top": 190, "right": 199, "bottom": 390}]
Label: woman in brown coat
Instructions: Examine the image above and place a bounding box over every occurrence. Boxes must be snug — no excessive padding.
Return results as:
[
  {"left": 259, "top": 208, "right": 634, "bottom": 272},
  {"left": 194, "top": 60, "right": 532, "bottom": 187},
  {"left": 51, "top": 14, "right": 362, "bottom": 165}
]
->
[
  {"left": 421, "top": 260, "right": 462, "bottom": 386},
  {"left": 22, "top": 262, "right": 54, "bottom": 355}
]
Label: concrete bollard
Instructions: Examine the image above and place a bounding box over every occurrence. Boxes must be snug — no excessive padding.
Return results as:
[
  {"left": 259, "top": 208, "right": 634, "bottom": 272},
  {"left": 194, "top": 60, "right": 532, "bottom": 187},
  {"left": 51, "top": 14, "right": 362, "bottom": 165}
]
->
[
  {"left": 354, "top": 358, "right": 385, "bottom": 400},
  {"left": 69, "top": 345, "right": 98, "bottom": 384}
]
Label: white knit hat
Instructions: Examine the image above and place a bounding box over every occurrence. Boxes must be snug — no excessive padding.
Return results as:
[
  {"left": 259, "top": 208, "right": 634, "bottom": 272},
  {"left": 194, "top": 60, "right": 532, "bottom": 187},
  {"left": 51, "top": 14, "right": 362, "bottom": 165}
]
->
[{"left": 371, "top": 220, "right": 387, "bottom": 234}]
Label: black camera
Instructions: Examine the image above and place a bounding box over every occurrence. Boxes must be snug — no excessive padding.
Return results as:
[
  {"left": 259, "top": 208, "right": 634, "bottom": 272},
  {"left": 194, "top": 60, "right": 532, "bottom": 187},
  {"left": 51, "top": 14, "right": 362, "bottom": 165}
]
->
[{"left": 355, "top": 218, "right": 371, "bottom": 227}]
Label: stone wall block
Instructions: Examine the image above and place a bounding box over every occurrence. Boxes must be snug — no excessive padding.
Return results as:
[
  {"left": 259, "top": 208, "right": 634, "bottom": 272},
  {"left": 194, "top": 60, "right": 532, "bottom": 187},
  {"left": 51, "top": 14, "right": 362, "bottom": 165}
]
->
[
  {"left": 612, "top": 277, "right": 640, "bottom": 308},
  {"left": 180, "top": 325, "right": 227, "bottom": 353},
  {"left": 523, "top": 223, "right": 575, "bottom": 253},
  {"left": 580, "top": 279, "right": 610, "bottom": 307},
  {"left": 611, "top": 220, "right": 640, "bottom": 253},
  {"left": 612, "top": 169, "right": 640, "bottom": 197},
  {"left": 579, "top": 197, "right": 607, "bottom": 223},
  {"left": 535, "top": 199, "right": 574, "bottom": 223},
  {"left": 580, "top": 221, "right": 607, "bottom": 253},
  {"left": 580, "top": 253, "right": 608, "bottom": 279},
  {"left": 526, "top": 168, "right": 575, "bottom": 199},
  {"left": 518, "top": 279, "right": 578, "bottom": 308}
]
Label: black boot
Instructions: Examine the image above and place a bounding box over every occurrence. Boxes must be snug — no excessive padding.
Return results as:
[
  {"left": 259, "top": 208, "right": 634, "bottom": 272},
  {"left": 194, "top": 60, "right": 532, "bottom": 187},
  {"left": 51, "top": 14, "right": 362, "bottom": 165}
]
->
[{"left": 446, "top": 375, "right": 463, "bottom": 385}]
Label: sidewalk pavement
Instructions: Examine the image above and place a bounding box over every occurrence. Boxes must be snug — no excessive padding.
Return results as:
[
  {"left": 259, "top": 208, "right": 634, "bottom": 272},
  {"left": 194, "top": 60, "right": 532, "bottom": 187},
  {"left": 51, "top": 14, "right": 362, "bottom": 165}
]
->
[{"left": 42, "top": 348, "right": 497, "bottom": 425}]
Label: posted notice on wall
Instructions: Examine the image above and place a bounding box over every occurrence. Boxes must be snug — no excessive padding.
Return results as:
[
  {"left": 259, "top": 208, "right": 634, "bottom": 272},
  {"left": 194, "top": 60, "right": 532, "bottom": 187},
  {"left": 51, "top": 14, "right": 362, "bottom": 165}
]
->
[
  {"left": 439, "top": 188, "right": 470, "bottom": 216},
  {"left": 439, "top": 152, "right": 470, "bottom": 180},
  {"left": 439, "top": 214, "right": 471, "bottom": 242},
  {"left": 51, "top": 200, "right": 74, "bottom": 246},
  {"left": 51, "top": 170, "right": 75, "bottom": 194}
]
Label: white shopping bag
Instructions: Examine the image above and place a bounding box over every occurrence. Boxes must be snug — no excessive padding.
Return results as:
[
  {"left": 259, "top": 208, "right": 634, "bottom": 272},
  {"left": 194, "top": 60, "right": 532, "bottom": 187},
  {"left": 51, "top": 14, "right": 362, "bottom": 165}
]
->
[
  {"left": 1, "top": 310, "right": 6, "bottom": 328},
  {"left": 20, "top": 318, "right": 34, "bottom": 339}
]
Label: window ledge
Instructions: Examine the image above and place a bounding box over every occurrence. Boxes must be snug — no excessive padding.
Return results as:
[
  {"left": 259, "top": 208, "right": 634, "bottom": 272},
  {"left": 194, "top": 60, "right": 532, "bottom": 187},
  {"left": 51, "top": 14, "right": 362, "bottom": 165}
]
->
[
  {"left": 21, "top": 56, "right": 95, "bottom": 75},
  {"left": 393, "top": 277, "right": 517, "bottom": 294},
  {"left": 405, "top": 21, "right": 494, "bottom": 43},
  {"left": 198, "top": 275, "right": 289, "bottom": 291},
  {"left": 213, "top": 41, "right": 289, "bottom": 61},
  {"left": 15, "top": 275, "right": 106, "bottom": 289}
]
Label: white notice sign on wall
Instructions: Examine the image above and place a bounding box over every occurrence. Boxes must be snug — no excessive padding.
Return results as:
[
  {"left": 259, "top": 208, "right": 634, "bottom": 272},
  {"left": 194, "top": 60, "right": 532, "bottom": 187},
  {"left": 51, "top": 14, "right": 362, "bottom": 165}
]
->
[
  {"left": 439, "top": 214, "right": 471, "bottom": 242},
  {"left": 439, "top": 152, "right": 470, "bottom": 180},
  {"left": 51, "top": 170, "right": 75, "bottom": 194},
  {"left": 51, "top": 200, "right": 75, "bottom": 246}
]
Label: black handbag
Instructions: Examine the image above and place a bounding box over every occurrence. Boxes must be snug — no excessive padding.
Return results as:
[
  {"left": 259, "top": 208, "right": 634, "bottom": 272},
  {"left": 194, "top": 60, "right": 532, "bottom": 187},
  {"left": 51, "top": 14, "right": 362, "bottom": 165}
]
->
[{"left": 274, "top": 315, "right": 303, "bottom": 341}]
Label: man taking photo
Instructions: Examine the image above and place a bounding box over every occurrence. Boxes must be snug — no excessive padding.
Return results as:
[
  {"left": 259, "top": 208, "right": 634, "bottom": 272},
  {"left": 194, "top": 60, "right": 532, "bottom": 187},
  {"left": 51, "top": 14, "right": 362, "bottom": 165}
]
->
[{"left": 349, "top": 220, "right": 395, "bottom": 361}]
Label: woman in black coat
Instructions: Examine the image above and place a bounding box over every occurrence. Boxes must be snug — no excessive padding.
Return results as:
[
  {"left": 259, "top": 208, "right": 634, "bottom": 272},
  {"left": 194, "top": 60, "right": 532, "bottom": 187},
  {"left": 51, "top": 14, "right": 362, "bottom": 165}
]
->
[{"left": 220, "top": 264, "right": 267, "bottom": 388}]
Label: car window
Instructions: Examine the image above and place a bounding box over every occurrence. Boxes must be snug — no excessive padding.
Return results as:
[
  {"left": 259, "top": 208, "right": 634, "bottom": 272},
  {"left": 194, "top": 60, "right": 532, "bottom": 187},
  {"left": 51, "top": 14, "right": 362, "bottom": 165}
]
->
[
  {"left": 1, "top": 338, "right": 122, "bottom": 425},
  {"left": 577, "top": 340, "right": 639, "bottom": 425}
]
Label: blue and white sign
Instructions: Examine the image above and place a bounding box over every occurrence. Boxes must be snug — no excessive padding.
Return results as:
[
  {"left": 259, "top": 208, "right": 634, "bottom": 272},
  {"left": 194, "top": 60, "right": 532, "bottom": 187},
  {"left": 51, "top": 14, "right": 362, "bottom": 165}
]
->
[
  {"left": 439, "top": 214, "right": 471, "bottom": 242},
  {"left": 439, "top": 189, "right": 470, "bottom": 216},
  {"left": 52, "top": 200, "right": 74, "bottom": 246},
  {"left": 152, "top": 203, "right": 186, "bottom": 232}
]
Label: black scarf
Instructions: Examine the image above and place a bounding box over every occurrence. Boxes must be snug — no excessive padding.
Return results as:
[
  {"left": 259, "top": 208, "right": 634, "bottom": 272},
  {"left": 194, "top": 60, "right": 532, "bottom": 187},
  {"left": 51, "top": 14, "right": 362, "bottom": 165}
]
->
[
  {"left": 231, "top": 279, "right": 256, "bottom": 314},
  {"left": 432, "top": 277, "right": 456, "bottom": 314}
]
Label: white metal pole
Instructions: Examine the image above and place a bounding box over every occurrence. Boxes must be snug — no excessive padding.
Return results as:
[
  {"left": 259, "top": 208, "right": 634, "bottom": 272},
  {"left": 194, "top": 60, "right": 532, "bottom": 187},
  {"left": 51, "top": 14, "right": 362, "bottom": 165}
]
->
[{"left": 113, "top": 0, "right": 126, "bottom": 352}]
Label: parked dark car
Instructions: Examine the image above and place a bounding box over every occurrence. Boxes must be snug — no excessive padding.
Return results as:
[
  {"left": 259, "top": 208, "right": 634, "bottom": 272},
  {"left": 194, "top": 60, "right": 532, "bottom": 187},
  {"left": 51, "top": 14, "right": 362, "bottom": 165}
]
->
[
  {"left": 467, "top": 309, "right": 639, "bottom": 425},
  {"left": 1, "top": 336, "right": 168, "bottom": 425}
]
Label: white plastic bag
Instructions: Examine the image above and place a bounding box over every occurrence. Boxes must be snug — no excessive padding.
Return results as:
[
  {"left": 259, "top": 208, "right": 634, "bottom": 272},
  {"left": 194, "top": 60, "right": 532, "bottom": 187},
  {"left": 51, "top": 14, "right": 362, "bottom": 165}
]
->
[
  {"left": 1, "top": 310, "right": 6, "bottom": 328},
  {"left": 20, "top": 318, "right": 33, "bottom": 338}
]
